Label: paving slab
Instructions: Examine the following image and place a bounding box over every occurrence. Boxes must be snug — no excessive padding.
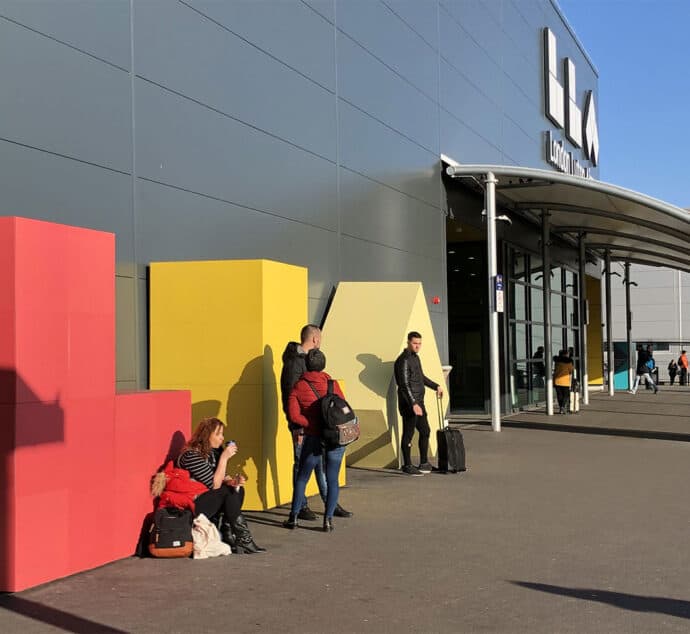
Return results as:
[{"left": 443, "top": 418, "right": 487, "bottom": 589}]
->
[{"left": 2, "top": 390, "right": 690, "bottom": 633}]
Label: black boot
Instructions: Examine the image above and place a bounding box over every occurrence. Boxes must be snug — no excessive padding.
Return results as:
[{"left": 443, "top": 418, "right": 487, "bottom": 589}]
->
[
  {"left": 230, "top": 514, "right": 266, "bottom": 554},
  {"left": 283, "top": 513, "right": 298, "bottom": 530},
  {"left": 220, "top": 520, "right": 238, "bottom": 552},
  {"left": 323, "top": 517, "right": 333, "bottom": 532}
]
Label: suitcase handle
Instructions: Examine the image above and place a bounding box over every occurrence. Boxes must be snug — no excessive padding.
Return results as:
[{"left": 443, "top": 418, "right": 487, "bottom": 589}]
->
[{"left": 436, "top": 392, "right": 445, "bottom": 432}]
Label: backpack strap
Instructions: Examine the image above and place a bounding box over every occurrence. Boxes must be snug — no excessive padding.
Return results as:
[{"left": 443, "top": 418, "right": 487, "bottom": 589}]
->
[
  {"left": 305, "top": 380, "right": 321, "bottom": 400},
  {"left": 327, "top": 379, "right": 334, "bottom": 395}
]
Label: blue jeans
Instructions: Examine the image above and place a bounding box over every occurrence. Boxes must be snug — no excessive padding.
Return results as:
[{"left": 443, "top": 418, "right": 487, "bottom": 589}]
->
[
  {"left": 293, "top": 432, "right": 327, "bottom": 507},
  {"left": 291, "top": 435, "right": 346, "bottom": 519}
]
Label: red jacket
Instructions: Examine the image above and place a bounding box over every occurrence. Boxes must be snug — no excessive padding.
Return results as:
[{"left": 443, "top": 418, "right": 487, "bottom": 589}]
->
[
  {"left": 156, "top": 460, "right": 208, "bottom": 512},
  {"left": 288, "top": 371, "right": 345, "bottom": 436}
]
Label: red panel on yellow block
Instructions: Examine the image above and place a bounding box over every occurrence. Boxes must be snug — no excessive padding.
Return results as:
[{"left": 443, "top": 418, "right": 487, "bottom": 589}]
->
[{"left": 0, "top": 217, "right": 190, "bottom": 592}]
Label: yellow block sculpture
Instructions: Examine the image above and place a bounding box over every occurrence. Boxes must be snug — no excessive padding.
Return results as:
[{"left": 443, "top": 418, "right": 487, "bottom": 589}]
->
[
  {"left": 321, "top": 282, "right": 446, "bottom": 469},
  {"left": 149, "top": 259, "right": 330, "bottom": 510}
]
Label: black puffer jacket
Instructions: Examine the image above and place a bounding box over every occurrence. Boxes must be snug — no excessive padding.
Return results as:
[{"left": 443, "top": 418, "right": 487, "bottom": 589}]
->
[
  {"left": 636, "top": 349, "right": 651, "bottom": 375},
  {"left": 393, "top": 348, "right": 439, "bottom": 414},
  {"left": 280, "top": 342, "right": 306, "bottom": 429}
]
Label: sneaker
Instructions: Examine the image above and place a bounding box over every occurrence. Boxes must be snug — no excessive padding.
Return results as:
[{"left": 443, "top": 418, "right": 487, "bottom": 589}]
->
[
  {"left": 333, "top": 504, "right": 353, "bottom": 518},
  {"left": 401, "top": 464, "right": 424, "bottom": 476},
  {"left": 418, "top": 462, "right": 433, "bottom": 474},
  {"left": 297, "top": 506, "right": 317, "bottom": 521}
]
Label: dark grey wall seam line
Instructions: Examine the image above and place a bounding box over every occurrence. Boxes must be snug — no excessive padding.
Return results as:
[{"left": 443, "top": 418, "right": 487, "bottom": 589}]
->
[
  {"left": 129, "top": 0, "right": 140, "bottom": 388},
  {"left": 136, "top": 176, "right": 338, "bottom": 235},
  {"left": 503, "top": 71, "right": 541, "bottom": 113},
  {"left": 334, "top": 0, "right": 342, "bottom": 283},
  {"left": 440, "top": 0, "right": 502, "bottom": 32},
  {"left": 440, "top": 52, "right": 502, "bottom": 113},
  {"left": 136, "top": 75, "right": 337, "bottom": 167},
  {"left": 438, "top": 1, "right": 502, "bottom": 69},
  {"left": 177, "top": 0, "right": 335, "bottom": 96},
  {"left": 507, "top": 0, "right": 532, "bottom": 32},
  {"left": 339, "top": 165, "right": 442, "bottom": 213},
  {"left": 380, "top": 0, "right": 438, "bottom": 53},
  {"left": 0, "top": 14, "right": 130, "bottom": 73},
  {"left": 0, "top": 137, "right": 131, "bottom": 177},
  {"left": 299, "top": 0, "right": 334, "bottom": 26},
  {"left": 336, "top": 27, "right": 437, "bottom": 105},
  {"left": 338, "top": 96, "right": 438, "bottom": 157},
  {"left": 439, "top": 106, "right": 504, "bottom": 156},
  {"left": 340, "top": 230, "right": 445, "bottom": 263}
]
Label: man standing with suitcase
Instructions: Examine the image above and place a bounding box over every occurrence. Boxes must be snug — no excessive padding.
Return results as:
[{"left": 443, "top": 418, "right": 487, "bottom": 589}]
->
[{"left": 394, "top": 331, "right": 443, "bottom": 476}]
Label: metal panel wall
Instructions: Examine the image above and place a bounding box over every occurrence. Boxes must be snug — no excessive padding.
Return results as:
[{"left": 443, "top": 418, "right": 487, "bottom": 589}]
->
[{"left": 0, "top": 0, "right": 595, "bottom": 388}]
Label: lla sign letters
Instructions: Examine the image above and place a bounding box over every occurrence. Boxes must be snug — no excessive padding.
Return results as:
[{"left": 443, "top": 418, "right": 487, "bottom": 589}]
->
[{"left": 543, "top": 27, "right": 599, "bottom": 175}]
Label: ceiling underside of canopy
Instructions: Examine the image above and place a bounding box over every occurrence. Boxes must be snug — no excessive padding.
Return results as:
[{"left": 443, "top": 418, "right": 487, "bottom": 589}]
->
[{"left": 444, "top": 164, "right": 690, "bottom": 273}]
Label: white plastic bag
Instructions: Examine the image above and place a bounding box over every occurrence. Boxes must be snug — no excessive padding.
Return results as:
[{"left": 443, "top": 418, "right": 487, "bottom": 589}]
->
[{"left": 192, "top": 513, "right": 231, "bottom": 559}]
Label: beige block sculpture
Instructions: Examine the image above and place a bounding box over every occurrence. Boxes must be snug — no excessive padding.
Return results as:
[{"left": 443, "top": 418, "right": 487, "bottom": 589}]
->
[{"left": 321, "top": 282, "right": 447, "bottom": 469}]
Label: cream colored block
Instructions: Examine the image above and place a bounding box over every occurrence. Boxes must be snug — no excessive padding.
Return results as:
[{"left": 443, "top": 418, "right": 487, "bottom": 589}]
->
[{"left": 321, "top": 282, "right": 446, "bottom": 468}]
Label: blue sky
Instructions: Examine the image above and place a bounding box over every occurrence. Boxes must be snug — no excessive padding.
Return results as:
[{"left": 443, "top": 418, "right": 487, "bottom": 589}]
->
[{"left": 558, "top": 0, "right": 689, "bottom": 208}]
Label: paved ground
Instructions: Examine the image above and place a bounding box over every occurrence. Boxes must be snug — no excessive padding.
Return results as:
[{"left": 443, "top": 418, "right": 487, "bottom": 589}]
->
[{"left": 2, "top": 389, "right": 690, "bottom": 633}]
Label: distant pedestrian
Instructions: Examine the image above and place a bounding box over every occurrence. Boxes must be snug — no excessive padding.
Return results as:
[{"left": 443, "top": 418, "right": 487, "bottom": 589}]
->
[
  {"left": 668, "top": 359, "right": 678, "bottom": 385},
  {"left": 533, "top": 346, "right": 545, "bottom": 387},
  {"left": 553, "top": 349, "right": 574, "bottom": 414},
  {"left": 644, "top": 345, "right": 656, "bottom": 390},
  {"left": 679, "top": 351, "right": 688, "bottom": 386},
  {"left": 630, "top": 345, "right": 658, "bottom": 395}
]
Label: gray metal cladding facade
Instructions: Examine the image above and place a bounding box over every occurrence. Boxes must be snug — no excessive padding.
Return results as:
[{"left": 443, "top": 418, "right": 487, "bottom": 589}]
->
[{"left": 0, "top": 0, "right": 597, "bottom": 389}]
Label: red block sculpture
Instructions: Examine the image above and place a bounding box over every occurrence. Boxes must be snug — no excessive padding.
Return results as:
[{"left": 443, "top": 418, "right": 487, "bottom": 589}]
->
[{"left": 0, "top": 216, "right": 190, "bottom": 592}]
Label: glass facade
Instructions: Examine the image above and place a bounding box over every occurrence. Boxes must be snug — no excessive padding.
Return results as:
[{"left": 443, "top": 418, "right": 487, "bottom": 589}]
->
[{"left": 507, "top": 246, "right": 580, "bottom": 410}]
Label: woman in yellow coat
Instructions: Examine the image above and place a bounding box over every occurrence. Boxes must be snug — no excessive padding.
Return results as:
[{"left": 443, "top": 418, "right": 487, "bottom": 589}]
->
[{"left": 552, "top": 350, "right": 574, "bottom": 414}]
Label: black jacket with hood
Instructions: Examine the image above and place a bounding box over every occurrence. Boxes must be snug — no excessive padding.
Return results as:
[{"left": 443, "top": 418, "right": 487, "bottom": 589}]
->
[{"left": 280, "top": 341, "right": 306, "bottom": 430}]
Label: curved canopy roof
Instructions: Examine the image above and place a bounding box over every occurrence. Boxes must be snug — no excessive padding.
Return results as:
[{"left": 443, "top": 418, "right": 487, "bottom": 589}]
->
[{"left": 444, "top": 164, "right": 690, "bottom": 273}]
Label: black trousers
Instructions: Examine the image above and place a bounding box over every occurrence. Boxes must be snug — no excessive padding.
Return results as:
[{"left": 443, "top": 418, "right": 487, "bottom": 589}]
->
[
  {"left": 555, "top": 385, "right": 570, "bottom": 410},
  {"left": 194, "top": 486, "right": 244, "bottom": 524},
  {"left": 400, "top": 402, "right": 430, "bottom": 466}
]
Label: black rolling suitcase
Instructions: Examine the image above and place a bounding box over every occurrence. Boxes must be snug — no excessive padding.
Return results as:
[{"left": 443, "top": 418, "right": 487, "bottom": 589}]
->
[{"left": 435, "top": 395, "right": 466, "bottom": 473}]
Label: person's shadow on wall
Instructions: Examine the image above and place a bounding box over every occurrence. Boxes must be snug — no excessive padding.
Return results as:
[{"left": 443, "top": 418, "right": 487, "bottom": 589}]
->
[
  {"left": 357, "top": 353, "right": 394, "bottom": 399},
  {"left": 191, "top": 400, "right": 222, "bottom": 426},
  {"left": 225, "top": 346, "right": 281, "bottom": 510},
  {"left": 356, "top": 353, "right": 400, "bottom": 454}
]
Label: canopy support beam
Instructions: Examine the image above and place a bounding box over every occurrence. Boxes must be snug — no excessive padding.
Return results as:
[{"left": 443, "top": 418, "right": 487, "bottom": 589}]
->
[
  {"left": 605, "top": 250, "right": 615, "bottom": 395},
  {"left": 485, "top": 172, "right": 501, "bottom": 432},
  {"left": 578, "top": 233, "right": 589, "bottom": 405},
  {"left": 542, "top": 210, "right": 554, "bottom": 415}
]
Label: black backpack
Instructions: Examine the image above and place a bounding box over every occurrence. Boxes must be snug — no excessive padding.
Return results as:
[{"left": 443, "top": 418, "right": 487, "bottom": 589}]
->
[
  {"left": 306, "top": 379, "right": 360, "bottom": 448},
  {"left": 148, "top": 507, "right": 194, "bottom": 558}
]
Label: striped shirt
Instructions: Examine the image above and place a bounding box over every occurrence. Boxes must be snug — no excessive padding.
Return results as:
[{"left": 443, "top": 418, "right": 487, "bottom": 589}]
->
[{"left": 177, "top": 449, "right": 217, "bottom": 489}]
